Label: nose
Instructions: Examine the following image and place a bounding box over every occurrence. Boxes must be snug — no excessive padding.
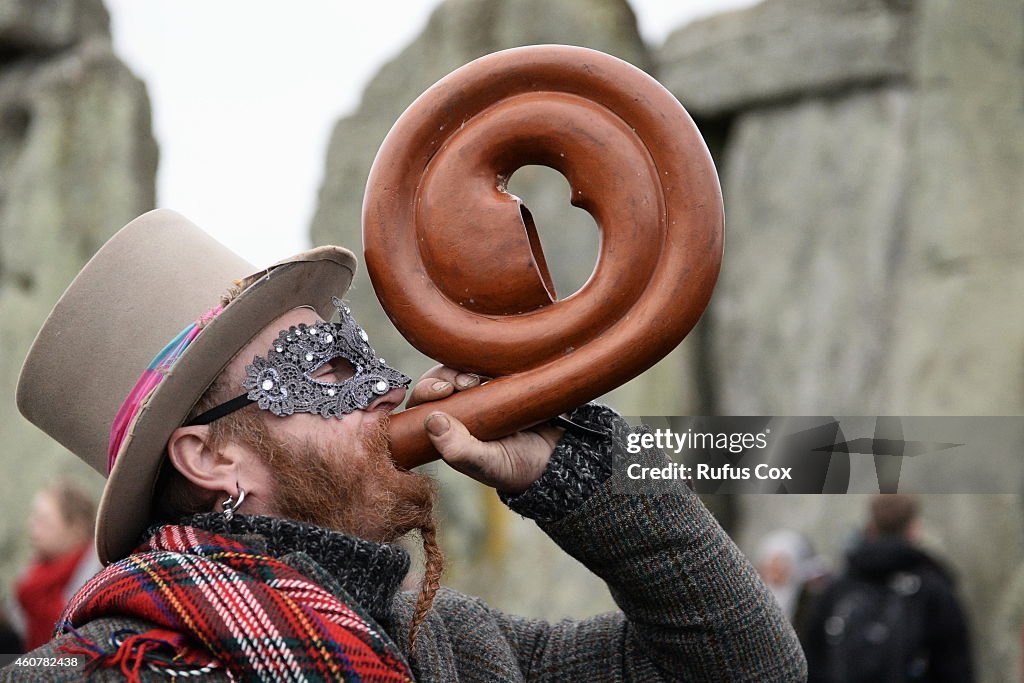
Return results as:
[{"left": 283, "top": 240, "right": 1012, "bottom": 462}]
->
[{"left": 368, "top": 386, "right": 407, "bottom": 413}]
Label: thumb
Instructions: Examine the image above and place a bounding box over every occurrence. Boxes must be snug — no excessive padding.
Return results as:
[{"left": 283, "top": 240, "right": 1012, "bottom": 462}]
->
[{"left": 424, "top": 412, "right": 503, "bottom": 482}]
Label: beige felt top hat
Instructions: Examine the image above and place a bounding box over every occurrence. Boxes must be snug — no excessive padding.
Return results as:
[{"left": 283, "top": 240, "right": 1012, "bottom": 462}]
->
[{"left": 17, "top": 209, "right": 356, "bottom": 563}]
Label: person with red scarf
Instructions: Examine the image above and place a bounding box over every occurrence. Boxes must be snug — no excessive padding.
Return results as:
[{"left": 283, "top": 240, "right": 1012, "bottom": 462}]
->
[{"left": 7, "top": 481, "right": 102, "bottom": 652}]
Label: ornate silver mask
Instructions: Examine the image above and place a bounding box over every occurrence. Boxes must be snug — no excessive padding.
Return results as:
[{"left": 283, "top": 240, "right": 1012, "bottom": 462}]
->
[{"left": 241, "top": 298, "right": 411, "bottom": 418}]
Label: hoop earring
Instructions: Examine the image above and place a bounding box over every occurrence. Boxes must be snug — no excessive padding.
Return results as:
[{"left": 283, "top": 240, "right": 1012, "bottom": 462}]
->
[{"left": 220, "top": 485, "right": 247, "bottom": 521}]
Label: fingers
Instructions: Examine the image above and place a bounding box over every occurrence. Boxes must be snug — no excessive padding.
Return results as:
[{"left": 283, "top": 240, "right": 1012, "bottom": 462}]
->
[
  {"left": 423, "top": 412, "right": 506, "bottom": 486},
  {"left": 405, "top": 365, "right": 483, "bottom": 408},
  {"left": 425, "top": 364, "right": 483, "bottom": 390},
  {"left": 423, "top": 412, "right": 559, "bottom": 492},
  {"left": 407, "top": 376, "right": 455, "bottom": 408}
]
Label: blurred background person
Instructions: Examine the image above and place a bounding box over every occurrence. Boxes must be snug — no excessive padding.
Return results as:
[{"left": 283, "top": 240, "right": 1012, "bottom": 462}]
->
[
  {"left": 804, "top": 494, "right": 973, "bottom": 683},
  {"left": 756, "top": 528, "right": 830, "bottom": 637},
  {"left": 4, "top": 480, "right": 101, "bottom": 651}
]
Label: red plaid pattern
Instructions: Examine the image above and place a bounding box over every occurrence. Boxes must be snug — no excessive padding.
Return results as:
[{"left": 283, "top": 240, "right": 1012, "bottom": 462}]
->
[{"left": 58, "top": 525, "right": 413, "bottom": 682}]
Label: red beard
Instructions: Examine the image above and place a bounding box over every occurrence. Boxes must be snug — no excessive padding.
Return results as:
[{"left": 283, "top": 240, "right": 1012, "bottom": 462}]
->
[
  {"left": 225, "top": 410, "right": 443, "bottom": 652},
  {"left": 247, "top": 413, "right": 434, "bottom": 543}
]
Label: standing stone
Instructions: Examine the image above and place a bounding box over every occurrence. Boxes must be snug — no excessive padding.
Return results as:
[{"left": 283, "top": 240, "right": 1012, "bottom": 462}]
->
[
  {"left": 712, "top": 87, "right": 914, "bottom": 415},
  {"left": 659, "top": 0, "right": 915, "bottom": 118},
  {"left": 311, "top": 0, "right": 692, "bottom": 620},
  {"left": 0, "top": 0, "right": 157, "bottom": 586},
  {"left": 885, "top": 0, "right": 1024, "bottom": 416},
  {"left": 888, "top": 3, "right": 1024, "bottom": 678},
  {"left": 659, "top": 1, "right": 1024, "bottom": 681},
  {"left": 0, "top": 0, "right": 110, "bottom": 52}
]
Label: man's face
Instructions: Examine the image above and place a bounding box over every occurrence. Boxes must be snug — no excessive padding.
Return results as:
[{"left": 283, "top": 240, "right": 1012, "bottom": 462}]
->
[{"left": 215, "top": 307, "right": 433, "bottom": 542}]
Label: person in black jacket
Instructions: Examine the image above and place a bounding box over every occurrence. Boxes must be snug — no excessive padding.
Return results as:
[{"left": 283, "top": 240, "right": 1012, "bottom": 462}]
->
[{"left": 804, "top": 494, "right": 973, "bottom": 683}]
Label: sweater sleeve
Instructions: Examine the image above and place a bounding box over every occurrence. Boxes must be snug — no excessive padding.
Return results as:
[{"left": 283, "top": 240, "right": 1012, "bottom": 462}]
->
[
  {"left": 498, "top": 403, "right": 617, "bottom": 522},
  {"left": 496, "top": 405, "right": 807, "bottom": 682}
]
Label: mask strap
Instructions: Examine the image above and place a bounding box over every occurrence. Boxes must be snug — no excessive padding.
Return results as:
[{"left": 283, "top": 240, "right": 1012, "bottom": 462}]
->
[{"left": 184, "top": 393, "right": 253, "bottom": 426}]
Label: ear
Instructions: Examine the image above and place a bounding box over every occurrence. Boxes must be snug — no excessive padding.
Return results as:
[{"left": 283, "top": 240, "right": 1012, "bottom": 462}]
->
[{"left": 166, "top": 425, "right": 243, "bottom": 498}]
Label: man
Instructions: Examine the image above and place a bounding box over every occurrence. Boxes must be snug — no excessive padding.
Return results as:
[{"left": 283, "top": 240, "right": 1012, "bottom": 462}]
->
[
  {"left": 803, "top": 494, "right": 973, "bottom": 683},
  {"left": 6, "top": 210, "right": 806, "bottom": 681}
]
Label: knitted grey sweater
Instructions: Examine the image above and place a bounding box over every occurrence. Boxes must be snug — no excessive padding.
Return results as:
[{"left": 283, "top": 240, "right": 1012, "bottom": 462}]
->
[{"left": 2, "top": 405, "right": 807, "bottom": 681}]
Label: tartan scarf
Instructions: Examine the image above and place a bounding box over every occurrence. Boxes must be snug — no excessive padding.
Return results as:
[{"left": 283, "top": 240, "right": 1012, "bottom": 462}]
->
[{"left": 57, "top": 524, "right": 413, "bottom": 682}]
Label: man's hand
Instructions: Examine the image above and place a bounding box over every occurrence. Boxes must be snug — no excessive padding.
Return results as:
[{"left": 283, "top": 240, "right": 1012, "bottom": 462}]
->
[{"left": 406, "top": 365, "right": 563, "bottom": 495}]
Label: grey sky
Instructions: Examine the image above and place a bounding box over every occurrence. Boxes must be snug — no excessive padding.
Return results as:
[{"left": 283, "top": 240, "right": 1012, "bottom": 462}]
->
[{"left": 105, "top": 1, "right": 757, "bottom": 266}]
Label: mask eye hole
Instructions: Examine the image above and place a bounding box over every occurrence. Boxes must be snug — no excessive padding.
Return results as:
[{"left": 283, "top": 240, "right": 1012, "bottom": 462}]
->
[{"left": 311, "top": 356, "right": 356, "bottom": 383}]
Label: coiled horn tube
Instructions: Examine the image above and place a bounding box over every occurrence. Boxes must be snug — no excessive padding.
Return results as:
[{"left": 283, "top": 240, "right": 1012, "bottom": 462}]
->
[{"left": 363, "top": 45, "right": 723, "bottom": 468}]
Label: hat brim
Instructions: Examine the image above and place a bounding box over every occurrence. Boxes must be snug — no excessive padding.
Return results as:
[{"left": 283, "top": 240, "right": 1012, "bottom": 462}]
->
[{"left": 96, "top": 247, "right": 356, "bottom": 563}]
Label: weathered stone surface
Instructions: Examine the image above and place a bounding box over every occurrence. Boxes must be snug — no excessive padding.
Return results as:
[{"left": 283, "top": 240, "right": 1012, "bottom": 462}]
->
[
  {"left": 995, "top": 561, "right": 1024, "bottom": 681},
  {"left": 710, "top": 86, "right": 913, "bottom": 415},
  {"left": 311, "top": 0, "right": 689, "bottom": 619},
  {"left": 885, "top": 5, "right": 1024, "bottom": 676},
  {"left": 659, "top": 1, "right": 1023, "bottom": 680},
  {"left": 659, "top": 0, "right": 914, "bottom": 117},
  {"left": 0, "top": 6, "right": 157, "bottom": 587},
  {"left": 0, "top": 0, "right": 109, "bottom": 54},
  {"left": 883, "top": 0, "right": 1024, "bottom": 416}
]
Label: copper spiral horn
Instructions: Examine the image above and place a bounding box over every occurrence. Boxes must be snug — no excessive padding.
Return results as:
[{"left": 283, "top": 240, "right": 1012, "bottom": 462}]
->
[{"left": 363, "top": 45, "right": 724, "bottom": 469}]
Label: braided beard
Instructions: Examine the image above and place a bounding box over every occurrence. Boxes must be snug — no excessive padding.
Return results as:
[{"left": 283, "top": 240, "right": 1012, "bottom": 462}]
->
[{"left": 226, "top": 410, "right": 444, "bottom": 652}]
